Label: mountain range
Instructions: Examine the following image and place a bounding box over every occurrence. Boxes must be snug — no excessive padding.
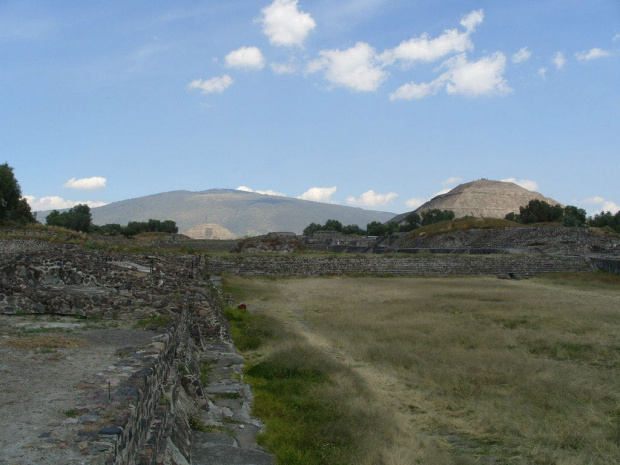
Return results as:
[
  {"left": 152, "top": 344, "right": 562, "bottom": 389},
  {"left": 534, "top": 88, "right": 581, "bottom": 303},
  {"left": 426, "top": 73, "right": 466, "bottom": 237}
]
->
[{"left": 85, "top": 189, "right": 396, "bottom": 237}]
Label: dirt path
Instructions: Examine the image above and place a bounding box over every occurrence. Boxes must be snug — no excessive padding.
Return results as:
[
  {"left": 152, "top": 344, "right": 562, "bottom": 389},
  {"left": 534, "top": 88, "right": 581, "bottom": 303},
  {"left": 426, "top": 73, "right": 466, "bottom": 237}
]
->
[{"left": 0, "top": 315, "right": 155, "bottom": 465}]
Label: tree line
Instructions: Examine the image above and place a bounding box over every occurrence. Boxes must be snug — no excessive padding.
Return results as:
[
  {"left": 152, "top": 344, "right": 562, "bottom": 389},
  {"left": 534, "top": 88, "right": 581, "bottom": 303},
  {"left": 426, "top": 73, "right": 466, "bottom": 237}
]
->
[
  {"left": 303, "top": 209, "right": 456, "bottom": 236},
  {"left": 46, "top": 205, "right": 178, "bottom": 236}
]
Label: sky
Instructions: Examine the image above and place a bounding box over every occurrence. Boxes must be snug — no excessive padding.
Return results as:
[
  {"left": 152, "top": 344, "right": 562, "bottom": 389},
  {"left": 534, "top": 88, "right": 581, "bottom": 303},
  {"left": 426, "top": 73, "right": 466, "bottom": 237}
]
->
[{"left": 2, "top": 0, "right": 619, "bottom": 217}]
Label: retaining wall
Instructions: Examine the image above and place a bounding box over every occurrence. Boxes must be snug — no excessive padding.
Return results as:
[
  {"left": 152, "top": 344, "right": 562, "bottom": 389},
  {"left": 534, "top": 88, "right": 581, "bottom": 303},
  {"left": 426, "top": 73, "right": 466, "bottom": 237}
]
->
[{"left": 204, "top": 255, "right": 593, "bottom": 278}]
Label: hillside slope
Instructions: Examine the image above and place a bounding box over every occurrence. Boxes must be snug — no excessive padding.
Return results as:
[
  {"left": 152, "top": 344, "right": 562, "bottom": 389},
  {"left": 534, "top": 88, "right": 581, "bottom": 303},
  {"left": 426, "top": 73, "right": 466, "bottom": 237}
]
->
[{"left": 85, "top": 189, "right": 395, "bottom": 236}]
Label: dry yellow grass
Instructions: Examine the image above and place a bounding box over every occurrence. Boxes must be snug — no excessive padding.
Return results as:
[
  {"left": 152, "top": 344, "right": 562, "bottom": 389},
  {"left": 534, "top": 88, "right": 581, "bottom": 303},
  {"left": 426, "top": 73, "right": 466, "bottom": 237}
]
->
[{"left": 228, "top": 274, "right": 620, "bottom": 464}]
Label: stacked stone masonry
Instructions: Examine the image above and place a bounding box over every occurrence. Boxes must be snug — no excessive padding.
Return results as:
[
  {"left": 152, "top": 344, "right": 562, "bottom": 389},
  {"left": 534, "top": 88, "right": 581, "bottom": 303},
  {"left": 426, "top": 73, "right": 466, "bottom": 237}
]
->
[{"left": 204, "top": 255, "right": 594, "bottom": 278}]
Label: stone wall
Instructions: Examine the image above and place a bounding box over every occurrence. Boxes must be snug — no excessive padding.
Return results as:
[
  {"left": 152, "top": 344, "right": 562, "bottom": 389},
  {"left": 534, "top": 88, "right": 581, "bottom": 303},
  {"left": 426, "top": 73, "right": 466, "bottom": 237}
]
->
[
  {"left": 0, "top": 237, "right": 230, "bottom": 465},
  {"left": 204, "top": 255, "right": 593, "bottom": 278},
  {"left": 590, "top": 257, "right": 620, "bottom": 274}
]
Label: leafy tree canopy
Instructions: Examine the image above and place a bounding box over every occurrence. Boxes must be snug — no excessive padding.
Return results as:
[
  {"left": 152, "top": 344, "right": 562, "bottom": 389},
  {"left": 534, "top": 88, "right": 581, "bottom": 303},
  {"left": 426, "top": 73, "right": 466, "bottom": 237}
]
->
[{"left": 0, "top": 163, "right": 36, "bottom": 225}]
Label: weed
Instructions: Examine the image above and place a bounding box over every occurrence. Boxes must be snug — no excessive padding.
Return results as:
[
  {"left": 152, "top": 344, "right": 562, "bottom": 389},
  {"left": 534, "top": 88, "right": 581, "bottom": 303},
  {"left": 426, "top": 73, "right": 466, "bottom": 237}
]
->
[{"left": 135, "top": 314, "right": 174, "bottom": 328}]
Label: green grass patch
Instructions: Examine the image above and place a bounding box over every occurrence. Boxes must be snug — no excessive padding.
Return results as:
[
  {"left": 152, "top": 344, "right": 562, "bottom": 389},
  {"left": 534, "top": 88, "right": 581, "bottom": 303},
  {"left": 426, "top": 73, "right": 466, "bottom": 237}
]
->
[
  {"left": 224, "top": 306, "right": 273, "bottom": 351},
  {"left": 224, "top": 279, "right": 390, "bottom": 465},
  {"left": 135, "top": 314, "right": 174, "bottom": 328}
]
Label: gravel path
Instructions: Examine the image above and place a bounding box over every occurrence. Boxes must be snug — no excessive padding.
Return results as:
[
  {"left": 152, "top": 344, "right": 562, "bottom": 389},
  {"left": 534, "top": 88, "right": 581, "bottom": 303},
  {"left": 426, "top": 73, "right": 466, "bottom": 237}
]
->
[{"left": 0, "top": 315, "right": 155, "bottom": 465}]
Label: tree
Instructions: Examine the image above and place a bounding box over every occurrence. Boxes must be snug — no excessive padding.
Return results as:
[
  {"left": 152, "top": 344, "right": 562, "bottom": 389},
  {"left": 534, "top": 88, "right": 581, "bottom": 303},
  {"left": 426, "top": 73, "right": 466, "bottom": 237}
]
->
[
  {"left": 366, "top": 221, "right": 387, "bottom": 236},
  {"left": 0, "top": 163, "right": 36, "bottom": 225},
  {"left": 341, "top": 224, "right": 366, "bottom": 235},
  {"left": 421, "top": 209, "right": 455, "bottom": 226},
  {"left": 323, "top": 219, "right": 343, "bottom": 232},
  {"left": 45, "top": 204, "right": 92, "bottom": 233},
  {"left": 518, "top": 199, "right": 563, "bottom": 224},
  {"left": 561, "top": 206, "right": 586, "bottom": 227}
]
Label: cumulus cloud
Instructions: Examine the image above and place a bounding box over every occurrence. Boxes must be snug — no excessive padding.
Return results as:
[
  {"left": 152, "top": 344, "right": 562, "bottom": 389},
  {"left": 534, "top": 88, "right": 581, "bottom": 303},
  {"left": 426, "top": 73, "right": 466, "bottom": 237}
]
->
[
  {"left": 442, "top": 176, "right": 462, "bottom": 186},
  {"left": 380, "top": 9, "right": 482, "bottom": 66},
  {"left": 512, "top": 47, "right": 531, "bottom": 63},
  {"left": 258, "top": 0, "right": 316, "bottom": 47},
  {"left": 225, "top": 46, "right": 265, "bottom": 70},
  {"left": 443, "top": 52, "right": 510, "bottom": 97},
  {"left": 575, "top": 48, "right": 610, "bottom": 61},
  {"left": 405, "top": 197, "right": 425, "bottom": 209},
  {"left": 297, "top": 186, "right": 338, "bottom": 203},
  {"left": 187, "top": 75, "right": 233, "bottom": 94},
  {"left": 25, "top": 196, "right": 107, "bottom": 212},
  {"left": 346, "top": 190, "right": 398, "bottom": 207},
  {"left": 389, "top": 80, "right": 443, "bottom": 100},
  {"left": 553, "top": 51, "right": 566, "bottom": 70},
  {"left": 307, "top": 42, "right": 387, "bottom": 92},
  {"left": 63, "top": 176, "right": 106, "bottom": 191},
  {"left": 392, "top": 52, "right": 510, "bottom": 100},
  {"left": 236, "top": 186, "right": 287, "bottom": 196},
  {"left": 538, "top": 67, "right": 547, "bottom": 78},
  {"left": 501, "top": 178, "right": 539, "bottom": 191},
  {"left": 579, "top": 196, "right": 620, "bottom": 214}
]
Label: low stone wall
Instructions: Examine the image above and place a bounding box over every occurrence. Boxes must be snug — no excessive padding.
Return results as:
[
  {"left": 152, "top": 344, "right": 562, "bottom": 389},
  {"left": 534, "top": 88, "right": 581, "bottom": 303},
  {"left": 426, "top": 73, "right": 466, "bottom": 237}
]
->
[
  {"left": 590, "top": 257, "right": 620, "bottom": 274},
  {"left": 204, "top": 255, "right": 593, "bottom": 278},
  {"left": 0, "top": 237, "right": 231, "bottom": 465}
]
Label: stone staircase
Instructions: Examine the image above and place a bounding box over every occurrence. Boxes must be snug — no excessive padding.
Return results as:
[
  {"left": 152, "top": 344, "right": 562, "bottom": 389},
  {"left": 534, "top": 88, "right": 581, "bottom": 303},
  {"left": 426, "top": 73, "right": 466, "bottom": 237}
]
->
[{"left": 191, "top": 339, "right": 275, "bottom": 465}]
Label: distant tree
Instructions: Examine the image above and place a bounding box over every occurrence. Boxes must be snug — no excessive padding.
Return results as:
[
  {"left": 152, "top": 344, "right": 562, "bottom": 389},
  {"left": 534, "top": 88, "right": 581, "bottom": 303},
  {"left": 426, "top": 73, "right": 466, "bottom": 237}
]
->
[
  {"left": 366, "top": 221, "right": 387, "bottom": 236},
  {"left": 303, "top": 222, "right": 322, "bottom": 235},
  {"left": 323, "top": 219, "right": 343, "bottom": 232},
  {"left": 399, "top": 212, "right": 422, "bottom": 232},
  {"left": 519, "top": 199, "right": 563, "bottom": 224},
  {"left": 589, "top": 211, "right": 620, "bottom": 232},
  {"left": 46, "top": 204, "right": 92, "bottom": 233},
  {"left": 341, "top": 224, "right": 366, "bottom": 235},
  {"left": 421, "top": 209, "right": 455, "bottom": 226},
  {"left": 93, "top": 223, "right": 123, "bottom": 236},
  {"left": 504, "top": 212, "right": 522, "bottom": 223},
  {"left": 0, "top": 162, "right": 36, "bottom": 225},
  {"left": 561, "top": 206, "right": 587, "bottom": 227}
]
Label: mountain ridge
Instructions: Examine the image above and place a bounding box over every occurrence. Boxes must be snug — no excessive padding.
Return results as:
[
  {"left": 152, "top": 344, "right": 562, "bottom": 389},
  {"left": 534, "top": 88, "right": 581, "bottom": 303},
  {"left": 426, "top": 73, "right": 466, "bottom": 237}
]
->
[{"left": 49, "top": 189, "right": 396, "bottom": 237}]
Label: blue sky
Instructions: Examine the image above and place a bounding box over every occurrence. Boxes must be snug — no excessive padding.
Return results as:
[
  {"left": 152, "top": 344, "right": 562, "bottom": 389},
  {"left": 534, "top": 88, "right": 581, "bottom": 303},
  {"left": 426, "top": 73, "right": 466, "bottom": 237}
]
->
[{"left": 2, "top": 0, "right": 619, "bottom": 217}]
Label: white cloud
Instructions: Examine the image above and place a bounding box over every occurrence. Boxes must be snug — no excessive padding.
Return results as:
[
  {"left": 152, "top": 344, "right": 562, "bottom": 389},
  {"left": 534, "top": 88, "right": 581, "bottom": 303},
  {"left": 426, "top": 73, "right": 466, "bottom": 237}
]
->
[
  {"left": 236, "top": 186, "right": 287, "bottom": 196},
  {"left": 380, "top": 9, "right": 482, "bottom": 66},
  {"left": 501, "top": 178, "right": 539, "bottom": 192},
  {"left": 512, "top": 47, "right": 531, "bottom": 64},
  {"left": 188, "top": 75, "right": 233, "bottom": 94},
  {"left": 442, "top": 176, "right": 462, "bottom": 186},
  {"left": 225, "top": 46, "right": 265, "bottom": 70},
  {"left": 391, "top": 52, "right": 510, "bottom": 100},
  {"left": 575, "top": 48, "right": 610, "bottom": 61},
  {"left": 307, "top": 42, "right": 387, "bottom": 92},
  {"left": 297, "top": 186, "right": 337, "bottom": 203},
  {"left": 258, "top": 0, "right": 316, "bottom": 47},
  {"left": 579, "top": 196, "right": 620, "bottom": 214},
  {"left": 389, "top": 80, "right": 442, "bottom": 100},
  {"left": 270, "top": 62, "right": 297, "bottom": 74},
  {"left": 538, "top": 67, "right": 547, "bottom": 78},
  {"left": 405, "top": 197, "right": 425, "bottom": 209},
  {"left": 460, "top": 9, "right": 484, "bottom": 32},
  {"left": 25, "top": 196, "right": 107, "bottom": 212},
  {"left": 63, "top": 176, "right": 106, "bottom": 191},
  {"left": 553, "top": 51, "right": 566, "bottom": 70},
  {"left": 346, "top": 189, "right": 398, "bottom": 207},
  {"left": 433, "top": 188, "right": 452, "bottom": 197},
  {"left": 614, "top": 33, "right": 620, "bottom": 43},
  {"left": 443, "top": 52, "right": 511, "bottom": 97}
]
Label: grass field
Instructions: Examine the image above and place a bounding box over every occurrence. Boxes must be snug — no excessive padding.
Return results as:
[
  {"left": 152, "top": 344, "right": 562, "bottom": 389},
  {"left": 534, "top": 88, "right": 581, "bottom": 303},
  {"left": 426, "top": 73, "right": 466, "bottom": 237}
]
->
[{"left": 223, "top": 273, "right": 620, "bottom": 465}]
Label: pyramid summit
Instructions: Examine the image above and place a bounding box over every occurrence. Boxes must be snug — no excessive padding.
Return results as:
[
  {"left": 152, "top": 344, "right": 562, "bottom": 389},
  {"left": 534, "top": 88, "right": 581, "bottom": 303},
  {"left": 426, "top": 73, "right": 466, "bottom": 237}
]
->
[{"left": 393, "top": 179, "right": 562, "bottom": 223}]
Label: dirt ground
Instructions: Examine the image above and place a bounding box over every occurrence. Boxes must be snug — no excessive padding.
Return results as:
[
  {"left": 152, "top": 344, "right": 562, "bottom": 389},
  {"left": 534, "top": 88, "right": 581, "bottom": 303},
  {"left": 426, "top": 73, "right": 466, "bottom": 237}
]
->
[{"left": 0, "top": 315, "right": 155, "bottom": 465}]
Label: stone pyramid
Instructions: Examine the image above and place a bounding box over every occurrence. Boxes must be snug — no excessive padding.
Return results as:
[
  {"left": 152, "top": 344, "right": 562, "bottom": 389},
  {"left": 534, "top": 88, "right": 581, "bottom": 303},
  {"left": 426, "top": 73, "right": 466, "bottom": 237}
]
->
[{"left": 392, "top": 179, "right": 562, "bottom": 222}]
